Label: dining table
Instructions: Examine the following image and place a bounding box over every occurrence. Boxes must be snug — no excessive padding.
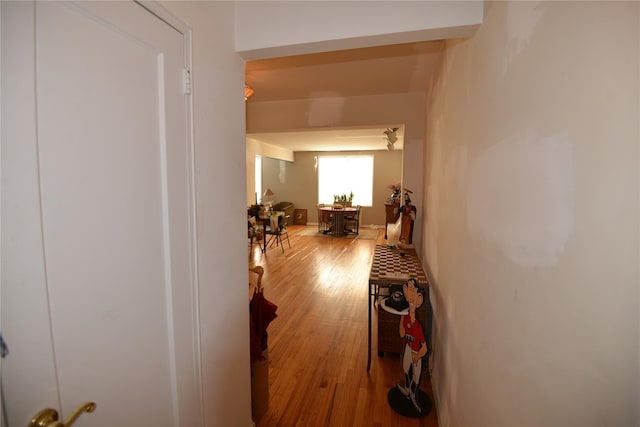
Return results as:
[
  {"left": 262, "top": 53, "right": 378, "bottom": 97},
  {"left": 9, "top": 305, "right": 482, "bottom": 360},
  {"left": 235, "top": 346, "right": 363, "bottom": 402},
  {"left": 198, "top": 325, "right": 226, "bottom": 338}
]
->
[{"left": 320, "top": 206, "right": 358, "bottom": 236}]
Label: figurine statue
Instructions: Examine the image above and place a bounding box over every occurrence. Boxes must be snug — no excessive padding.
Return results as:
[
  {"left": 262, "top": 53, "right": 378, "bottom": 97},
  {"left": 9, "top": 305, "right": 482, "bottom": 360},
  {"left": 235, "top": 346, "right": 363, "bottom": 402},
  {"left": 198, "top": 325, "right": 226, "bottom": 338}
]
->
[
  {"left": 387, "top": 278, "right": 431, "bottom": 417},
  {"left": 399, "top": 188, "right": 416, "bottom": 244}
]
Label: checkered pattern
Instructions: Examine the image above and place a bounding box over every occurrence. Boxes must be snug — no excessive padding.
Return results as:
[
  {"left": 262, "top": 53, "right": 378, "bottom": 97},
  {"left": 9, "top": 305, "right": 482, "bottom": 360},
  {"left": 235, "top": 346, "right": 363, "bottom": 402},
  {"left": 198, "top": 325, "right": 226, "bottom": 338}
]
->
[{"left": 369, "top": 245, "right": 428, "bottom": 286}]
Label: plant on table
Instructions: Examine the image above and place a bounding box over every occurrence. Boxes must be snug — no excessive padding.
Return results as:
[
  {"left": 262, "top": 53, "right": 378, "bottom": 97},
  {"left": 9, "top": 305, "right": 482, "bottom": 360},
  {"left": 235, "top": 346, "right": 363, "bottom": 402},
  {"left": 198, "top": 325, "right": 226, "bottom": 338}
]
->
[{"left": 333, "top": 192, "right": 354, "bottom": 204}]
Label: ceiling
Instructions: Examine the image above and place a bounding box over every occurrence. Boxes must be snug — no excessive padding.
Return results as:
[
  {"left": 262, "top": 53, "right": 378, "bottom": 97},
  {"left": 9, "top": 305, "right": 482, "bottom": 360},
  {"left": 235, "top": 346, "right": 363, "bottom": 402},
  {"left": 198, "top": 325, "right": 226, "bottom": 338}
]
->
[
  {"left": 246, "top": 125, "right": 405, "bottom": 152},
  {"left": 245, "top": 40, "right": 444, "bottom": 152}
]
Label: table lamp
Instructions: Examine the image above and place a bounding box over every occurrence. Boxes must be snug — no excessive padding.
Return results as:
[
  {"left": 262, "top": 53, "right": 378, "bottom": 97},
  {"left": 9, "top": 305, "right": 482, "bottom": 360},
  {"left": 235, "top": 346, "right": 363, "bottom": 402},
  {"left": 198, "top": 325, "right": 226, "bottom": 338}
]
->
[{"left": 263, "top": 188, "right": 274, "bottom": 204}]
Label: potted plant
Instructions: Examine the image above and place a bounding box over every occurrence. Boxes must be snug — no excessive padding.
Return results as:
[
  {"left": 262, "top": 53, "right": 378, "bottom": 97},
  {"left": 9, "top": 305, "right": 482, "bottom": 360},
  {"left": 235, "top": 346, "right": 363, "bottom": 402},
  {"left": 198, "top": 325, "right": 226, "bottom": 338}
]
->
[
  {"left": 334, "top": 192, "right": 354, "bottom": 207},
  {"left": 387, "top": 183, "right": 402, "bottom": 204}
]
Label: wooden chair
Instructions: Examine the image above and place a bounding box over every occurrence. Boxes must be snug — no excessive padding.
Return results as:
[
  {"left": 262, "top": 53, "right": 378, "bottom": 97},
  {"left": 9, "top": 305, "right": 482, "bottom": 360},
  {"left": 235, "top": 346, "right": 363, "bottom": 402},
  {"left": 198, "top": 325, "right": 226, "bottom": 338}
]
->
[
  {"left": 344, "top": 205, "right": 361, "bottom": 235},
  {"left": 248, "top": 216, "right": 260, "bottom": 254},
  {"left": 265, "top": 214, "right": 291, "bottom": 253},
  {"left": 249, "top": 265, "right": 264, "bottom": 299},
  {"left": 317, "top": 204, "right": 332, "bottom": 233}
]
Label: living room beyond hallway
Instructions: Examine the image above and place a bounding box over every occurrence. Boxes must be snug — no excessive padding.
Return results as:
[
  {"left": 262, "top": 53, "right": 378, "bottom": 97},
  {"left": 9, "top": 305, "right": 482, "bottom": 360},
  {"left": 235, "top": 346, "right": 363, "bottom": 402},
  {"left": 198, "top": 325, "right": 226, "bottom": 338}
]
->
[{"left": 249, "top": 223, "right": 438, "bottom": 427}]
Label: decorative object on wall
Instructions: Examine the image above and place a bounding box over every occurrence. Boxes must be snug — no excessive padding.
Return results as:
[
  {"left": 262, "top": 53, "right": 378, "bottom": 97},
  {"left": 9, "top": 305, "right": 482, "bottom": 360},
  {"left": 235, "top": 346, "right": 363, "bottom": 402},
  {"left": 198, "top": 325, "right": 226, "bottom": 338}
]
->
[
  {"left": 0, "top": 333, "right": 8, "bottom": 359},
  {"left": 244, "top": 84, "right": 255, "bottom": 100},
  {"left": 294, "top": 209, "right": 307, "bottom": 225},
  {"left": 387, "top": 279, "right": 431, "bottom": 418},
  {"left": 384, "top": 127, "right": 399, "bottom": 150}
]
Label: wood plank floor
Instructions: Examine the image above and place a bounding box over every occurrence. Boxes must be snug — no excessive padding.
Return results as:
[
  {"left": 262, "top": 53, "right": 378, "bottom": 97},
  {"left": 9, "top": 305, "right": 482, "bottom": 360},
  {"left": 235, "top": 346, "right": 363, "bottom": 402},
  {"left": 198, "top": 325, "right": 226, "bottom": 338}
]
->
[{"left": 249, "top": 222, "right": 439, "bottom": 427}]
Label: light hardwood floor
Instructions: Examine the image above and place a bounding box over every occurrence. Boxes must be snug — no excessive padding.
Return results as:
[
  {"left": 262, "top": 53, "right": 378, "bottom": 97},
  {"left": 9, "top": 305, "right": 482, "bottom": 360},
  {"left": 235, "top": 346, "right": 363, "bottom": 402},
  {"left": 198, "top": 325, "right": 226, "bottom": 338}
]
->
[{"left": 249, "top": 221, "right": 439, "bottom": 427}]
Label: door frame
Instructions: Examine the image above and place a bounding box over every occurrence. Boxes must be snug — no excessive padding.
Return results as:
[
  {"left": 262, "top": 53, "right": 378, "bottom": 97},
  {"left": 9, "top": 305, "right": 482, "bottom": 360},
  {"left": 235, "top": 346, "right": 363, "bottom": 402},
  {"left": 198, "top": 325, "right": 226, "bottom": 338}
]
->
[
  {"left": 134, "top": 2, "right": 204, "bottom": 422},
  {"left": 0, "top": 1, "right": 203, "bottom": 425}
]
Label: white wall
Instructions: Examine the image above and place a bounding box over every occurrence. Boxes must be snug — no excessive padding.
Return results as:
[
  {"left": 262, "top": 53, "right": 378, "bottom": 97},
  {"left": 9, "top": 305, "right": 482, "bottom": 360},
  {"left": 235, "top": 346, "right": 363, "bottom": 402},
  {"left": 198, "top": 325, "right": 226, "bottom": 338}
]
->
[
  {"left": 160, "top": 2, "right": 252, "bottom": 426},
  {"left": 246, "top": 138, "right": 294, "bottom": 206},
  {"left": 235, "top": 0, "right": 483, "bottom": 60},
  {"left": 423, "top": 2, "right": 639, "bottom": 426}
]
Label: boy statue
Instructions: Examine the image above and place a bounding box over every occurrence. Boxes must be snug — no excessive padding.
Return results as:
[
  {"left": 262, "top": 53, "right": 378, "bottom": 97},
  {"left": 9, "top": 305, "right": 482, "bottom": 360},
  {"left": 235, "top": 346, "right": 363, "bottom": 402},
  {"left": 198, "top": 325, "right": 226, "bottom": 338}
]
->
[
  {"left": 399, "top": 189, "right": 416, "bottom": 244},
  {"left": 388, "top": 278, "right": 431, "bottom": 417}
]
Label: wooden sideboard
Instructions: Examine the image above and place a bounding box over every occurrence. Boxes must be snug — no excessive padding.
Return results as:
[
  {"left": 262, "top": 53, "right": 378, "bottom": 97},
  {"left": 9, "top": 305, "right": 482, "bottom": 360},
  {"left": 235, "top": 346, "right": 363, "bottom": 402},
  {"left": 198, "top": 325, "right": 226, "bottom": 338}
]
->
[{"left": 384, "top": 203, "right": 400, "bottom": 239}]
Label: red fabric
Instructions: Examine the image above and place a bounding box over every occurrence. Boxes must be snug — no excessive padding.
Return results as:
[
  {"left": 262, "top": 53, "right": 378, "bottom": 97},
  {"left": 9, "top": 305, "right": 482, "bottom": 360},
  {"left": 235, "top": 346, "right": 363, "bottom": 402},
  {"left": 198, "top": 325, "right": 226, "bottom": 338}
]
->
[
  {"left": 249, "top": 291, "right": 278, "bottom": 363},
  {"left": 249, "top": 316, "right": 265, "bottom": 363}
]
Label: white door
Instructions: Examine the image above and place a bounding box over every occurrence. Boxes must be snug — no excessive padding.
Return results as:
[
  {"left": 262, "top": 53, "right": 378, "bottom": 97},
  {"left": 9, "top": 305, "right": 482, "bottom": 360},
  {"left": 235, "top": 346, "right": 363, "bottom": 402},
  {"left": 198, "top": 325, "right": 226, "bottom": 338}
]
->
[{"left": 1, "top": 2, "right": 201, "bottom": 426}]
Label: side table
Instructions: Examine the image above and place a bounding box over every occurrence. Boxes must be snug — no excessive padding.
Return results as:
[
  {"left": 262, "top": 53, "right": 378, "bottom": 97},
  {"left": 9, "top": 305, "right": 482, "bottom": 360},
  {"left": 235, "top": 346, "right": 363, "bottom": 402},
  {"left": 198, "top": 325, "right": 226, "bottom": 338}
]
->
[{"left": 367, "top": 244, "right": 430, "bottom": 372}]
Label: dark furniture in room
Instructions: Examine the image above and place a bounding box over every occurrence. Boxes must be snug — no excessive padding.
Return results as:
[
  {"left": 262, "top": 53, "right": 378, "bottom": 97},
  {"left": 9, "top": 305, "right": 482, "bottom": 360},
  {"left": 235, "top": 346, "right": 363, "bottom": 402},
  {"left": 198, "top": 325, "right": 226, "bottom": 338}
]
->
[
  {"left": 317, "top": 204, "right": 331, "bottom": 233},
  {"left": 264, "top": 214, "right": 291, "bottom": 253},
  {"left": 319, "top": 206, "right": 358, "bottom": 236},
  {"left": 367, "top": 245, "right": 431, "bottom": 372},
  {"left": 343, "top": 205, "right": 361, "bottom": 235},
  {"left": 293, "top": 208, "right": 307, "bottom": 225},
  {"left": 272, "top": 202, "right": 294, "bottom": 225}
]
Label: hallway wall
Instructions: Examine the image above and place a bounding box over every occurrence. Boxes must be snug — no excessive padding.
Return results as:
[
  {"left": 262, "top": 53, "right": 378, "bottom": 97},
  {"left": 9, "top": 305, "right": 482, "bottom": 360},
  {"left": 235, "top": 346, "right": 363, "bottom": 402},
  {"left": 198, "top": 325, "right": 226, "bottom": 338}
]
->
[
  {"left": 160, "top": 3, "right": 252, "bottom": 426},
  {"left": 423, "top": 2, "right": 639, "bottom": 426}
]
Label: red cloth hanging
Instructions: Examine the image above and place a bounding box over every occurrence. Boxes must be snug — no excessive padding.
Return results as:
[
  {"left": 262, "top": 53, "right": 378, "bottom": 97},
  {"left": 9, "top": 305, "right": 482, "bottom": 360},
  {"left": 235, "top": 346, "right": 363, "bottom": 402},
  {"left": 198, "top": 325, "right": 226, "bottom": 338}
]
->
[{"left": 249, "top": 290, "right": 278, "bottom": 363}]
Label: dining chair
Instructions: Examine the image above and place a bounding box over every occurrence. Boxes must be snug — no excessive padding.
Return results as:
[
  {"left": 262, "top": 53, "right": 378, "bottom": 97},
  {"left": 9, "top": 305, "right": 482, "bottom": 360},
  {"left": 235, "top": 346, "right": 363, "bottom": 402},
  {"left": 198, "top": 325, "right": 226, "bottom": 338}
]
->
[
  {"left": 344, "top": 205, "right": 361, "bottom": 235},
  {"left": 248, "top": 216, "right": 259, "bottom": 254},
  {"left": 317, "top": 203, "right": 331, "bottom": 233},
  {"left": 265, "top": 214, "right": 291, "bottom": 253}
]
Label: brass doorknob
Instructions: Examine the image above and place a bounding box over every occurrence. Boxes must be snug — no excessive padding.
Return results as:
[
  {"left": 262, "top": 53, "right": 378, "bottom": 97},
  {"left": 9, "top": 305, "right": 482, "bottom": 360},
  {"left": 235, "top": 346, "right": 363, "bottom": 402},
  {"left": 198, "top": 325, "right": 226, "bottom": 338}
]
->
[{"left": 30, "top": 402, "right": 96, "bottom": 427}]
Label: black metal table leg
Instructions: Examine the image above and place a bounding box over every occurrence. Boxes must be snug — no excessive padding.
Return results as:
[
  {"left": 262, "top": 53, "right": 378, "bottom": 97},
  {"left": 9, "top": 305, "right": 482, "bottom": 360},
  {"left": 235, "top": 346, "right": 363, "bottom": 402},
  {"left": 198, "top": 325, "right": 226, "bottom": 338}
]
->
[{"left": 367, "top": 284, "right": 372, "bottom": 372}]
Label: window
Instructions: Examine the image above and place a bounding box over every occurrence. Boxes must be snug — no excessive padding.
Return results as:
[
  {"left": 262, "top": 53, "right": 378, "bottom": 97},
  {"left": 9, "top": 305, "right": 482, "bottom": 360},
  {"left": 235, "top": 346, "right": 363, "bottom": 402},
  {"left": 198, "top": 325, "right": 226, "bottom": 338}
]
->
[
  {"left": 255, "top": 155, "right": 262, "bottom": 203},
  {"left": 318, "top": 155, "right": 373, "bottom": 206}
]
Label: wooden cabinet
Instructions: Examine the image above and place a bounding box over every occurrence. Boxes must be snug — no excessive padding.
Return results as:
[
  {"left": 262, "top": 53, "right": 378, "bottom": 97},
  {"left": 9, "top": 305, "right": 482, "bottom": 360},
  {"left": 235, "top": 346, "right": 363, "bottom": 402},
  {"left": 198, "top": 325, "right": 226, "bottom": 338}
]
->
[
  {"left": 377, "top": 298, "right": 427, "bottom": 356},
  {"left": 377, "top": 304, "right": 404, "bottom": 355},
  {"left": 384, "top": 203, "right": 400, "bottom": 239}
]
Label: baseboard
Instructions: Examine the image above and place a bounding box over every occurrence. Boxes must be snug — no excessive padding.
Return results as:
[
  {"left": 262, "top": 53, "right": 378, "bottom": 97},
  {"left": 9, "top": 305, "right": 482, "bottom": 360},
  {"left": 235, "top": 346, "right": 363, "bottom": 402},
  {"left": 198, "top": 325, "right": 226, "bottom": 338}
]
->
[{"left": 432, "top": 384, "right": 443, "bottom": 427}]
